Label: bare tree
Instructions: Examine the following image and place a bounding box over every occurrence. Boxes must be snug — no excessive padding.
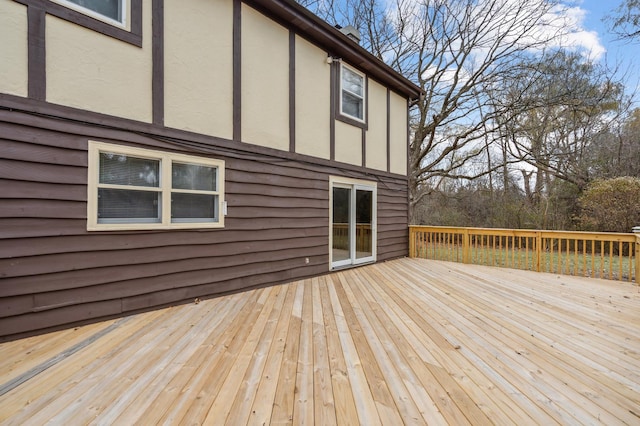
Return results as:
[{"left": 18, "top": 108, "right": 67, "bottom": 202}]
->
[
  {"left": 299, "top": 0, "right": 576, "bottom": 221},
  {"left": 504, "top": 52, "right": 625, "bottom": 191},
  {"left": 607, "top": 0, "right": 640, "bottom": 41},
  {"left": 587, "top": 107, "right": 640, "bottom": 179},
  {"left": 484, "top": 50, "right": 628, "bottom": 229}
]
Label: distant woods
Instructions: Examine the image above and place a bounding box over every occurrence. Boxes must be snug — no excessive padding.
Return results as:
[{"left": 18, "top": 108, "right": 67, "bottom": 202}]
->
[{"left": 298, "top": 0, "right": 640, "bottom": 231}]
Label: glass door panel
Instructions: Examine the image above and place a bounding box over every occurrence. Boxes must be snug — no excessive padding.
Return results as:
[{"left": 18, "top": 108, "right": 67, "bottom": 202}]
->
[
  {"left": 355, "top": 189, "right": 373, "bottom": 261},
  {"left": 332, "top": 187, "right": 351, "bottom": 266}
]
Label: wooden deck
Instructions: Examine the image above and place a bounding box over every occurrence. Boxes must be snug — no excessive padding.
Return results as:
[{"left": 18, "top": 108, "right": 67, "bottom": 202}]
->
[{"left": 1, "top": 258, "right": 639, "bottom": 425}]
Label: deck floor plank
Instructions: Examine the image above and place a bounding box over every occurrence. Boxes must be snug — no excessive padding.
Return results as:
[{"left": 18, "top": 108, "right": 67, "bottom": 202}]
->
[
  {"left": 396, "top": 266, "right": 619, "bottom": 425},
  {"left": 270, "top": 280, "right": 305, "bottom": 425},
  {"left": 112, "top": 296, "right": 241, "bottom": 423},
  {"left": 370, "top": 266, "right": 502, "bottom": 426},
  {"left": 388, "top": 261, "right": 600, "bottom": 424},
  {"left": 0, "top": 320, "right": 116, "bottom": 386},
  {"left": 427, "top": 264, "right": 640, "bottom": 421},
  {"left": 333, "top": 272, "right": 404, "bottom": 425},
  {"left": 344, "top": 269, "right": 431, "bottom": 424},
  {"left": 1, "top": 258, "right": 638, "bottom": 425},
  {"left": 326, "top": 276, "right": 381, "bottom": 426},
  {"left": 311, "top": 277, "right": 338, "bottom": 426},
  {"left": 224, "top": 285, "right": 290, "bottom": 426},
  {"left": 43, "top": 299, "right": 212, "bottom": 425},
  {"left": 157, "top": 289, "right": 263, "bottom": 424},
  {"left": 364, "top": 264, "right": 541, "bottom": 425},
  {"left": 292, "top": 279, "right": 315, "bottom": 426},
  {"left": 135, "top": 291, "right": 253, "bottom": 424},
  {"left": 247, "top": 281, "right": 297, "bottom": 425},
  {"left": 198, "top": 286, "right": 279, "bottom": 424},
  {"left": 317, "top": 276, "right": 359, "bottom": 426}
]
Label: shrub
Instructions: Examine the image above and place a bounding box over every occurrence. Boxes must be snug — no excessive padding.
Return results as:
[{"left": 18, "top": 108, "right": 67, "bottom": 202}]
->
[{"left": 578, "top": 177, "right": 640, "bottom": 233}]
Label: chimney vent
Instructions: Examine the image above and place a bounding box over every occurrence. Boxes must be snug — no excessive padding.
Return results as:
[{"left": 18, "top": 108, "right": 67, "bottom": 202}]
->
[{"left": 339, "top": 25, "right": 361, "bottom": 44}]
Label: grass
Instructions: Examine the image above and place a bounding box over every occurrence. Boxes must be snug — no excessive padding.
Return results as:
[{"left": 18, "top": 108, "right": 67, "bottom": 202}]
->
[{"left": 414, "top": 244, "right": 635, "bottom": 282}]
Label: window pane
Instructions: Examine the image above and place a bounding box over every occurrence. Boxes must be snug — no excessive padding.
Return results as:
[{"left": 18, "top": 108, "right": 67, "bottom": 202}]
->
[
  {"left": 342, "top": 67, "right": 363, "bottom": 96},
  {"left": 172, "top": 163, "right": 217, "bottom": 191},
  {"left": 172, "top": 193, "right": 217, "bottom": 222},
  {"left": 66, "top": 0, "right": 122, "bottom": 21},
  {"left": 342, "top": 91, "right": 363, "bottom": 120},
  {"left": 99, "top": 153, "right": 160, "bottom": 187},
  {"left": 98, "top": 188, "right": 160, "bottom": 222}
]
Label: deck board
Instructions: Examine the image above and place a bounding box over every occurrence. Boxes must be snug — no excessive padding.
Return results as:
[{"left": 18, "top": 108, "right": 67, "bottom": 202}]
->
[{"left": 1, "top": 258, "right": 639, "bottom": 425}]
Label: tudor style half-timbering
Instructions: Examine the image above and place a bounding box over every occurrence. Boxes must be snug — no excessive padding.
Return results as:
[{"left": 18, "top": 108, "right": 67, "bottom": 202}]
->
[{"left": 0, "top": 0, "right": 421, "bottom": 340}]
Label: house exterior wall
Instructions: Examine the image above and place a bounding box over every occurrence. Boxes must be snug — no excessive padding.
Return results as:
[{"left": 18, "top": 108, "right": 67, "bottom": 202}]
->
[
  {"left": 0, "top": 0, "right": 419, "bottom": 339},
  {"left": 0, "top": 1, "right": 28, "bottom": 97},
  {"left": 295, "top": 35, "right": 331, "bottom": 160},
  {"left": 241, "top": 3, "right": 290, "bottom": 151},
  {"left": 163, "top": 0, "right": 234, "bottom": 139},
  {"left": 45, "top": 4, "right": 153, "bottom": 123},
  {"left": 334, "top": 120, "right": 362, "bottom": 166},
  {"left": 366, "top": 79, "right": 388, "bottom": 171},
  {"left": 389, "top": 91, "right": 409, "bottom": 175},
  {"left": 0, "top": 113, "right": 408, "bottom": 338}
]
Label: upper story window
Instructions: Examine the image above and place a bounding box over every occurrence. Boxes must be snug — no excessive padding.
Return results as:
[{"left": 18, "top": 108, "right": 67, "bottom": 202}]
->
[
  {"left": 87, "top": 142, "right": 225, "bottom": 231},
  {"left": 340, "top": 64, "right": 366, "bottom": 123},
  {"left": 59, "top": 0, "right": 125, "bottom": 25}
]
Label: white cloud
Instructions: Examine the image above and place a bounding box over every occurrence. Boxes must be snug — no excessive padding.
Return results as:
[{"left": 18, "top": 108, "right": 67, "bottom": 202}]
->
[
  {"left": 421, "top": 65, "right": 471, "bottom": 87},
  {"left": 545, "top": 4, "right": 606, "bottom": 61},
  {"left": 386, "top": 0, "right": 606, "bottom": 62}
]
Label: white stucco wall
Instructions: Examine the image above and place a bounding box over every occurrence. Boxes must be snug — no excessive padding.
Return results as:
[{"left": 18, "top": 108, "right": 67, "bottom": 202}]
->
[
  {"left": 389, "top": 91, "right": 408, "bottom": 175},
  {"left": 241, "top": 4, "right": 289, "bottom": 151},
  {"left": 45, "top": 2, "right": 153, "bottom": 122},
  {"left": 164, "top": 0, "right": 233, "bottom": 139},
  {"left": 295, "top": 35, "right": 330, "bottom": 159},
  {"left": 335, "top": 120, "right": 362, "bottom": 166},
  {"left": 0, "top": 1, "right": 28, "bottom": 97},
  {"left": 365, "top": 79, "right": 388, "bottom": 171}
]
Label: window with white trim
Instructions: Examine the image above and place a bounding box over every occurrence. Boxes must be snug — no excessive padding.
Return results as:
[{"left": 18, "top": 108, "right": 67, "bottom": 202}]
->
[
  {"left": 58, "top": 0, "right": 126, "bottom": 26},
  {"left": 340, "top": 64, "right": 366, "bottom": 122},
  {"left": 87, "top": 142, "right": 225, "bottom": 231}
]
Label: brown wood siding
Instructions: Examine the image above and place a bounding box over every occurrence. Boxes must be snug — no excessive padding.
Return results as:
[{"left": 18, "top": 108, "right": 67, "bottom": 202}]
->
[
  {"left": 376, "top": 175, "right": 409, "bottom": 264},
  {"left": 0, "top": 112, "right": 408, "bottom": 339}
]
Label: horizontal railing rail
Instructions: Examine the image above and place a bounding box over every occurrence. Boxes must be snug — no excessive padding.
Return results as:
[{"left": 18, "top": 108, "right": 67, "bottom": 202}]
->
[
  {"left": 409, "top": 226, "right": 640, "bottom": 283},
  {"left": 333, "top": 223, "right": 372, "bottom": 252}
]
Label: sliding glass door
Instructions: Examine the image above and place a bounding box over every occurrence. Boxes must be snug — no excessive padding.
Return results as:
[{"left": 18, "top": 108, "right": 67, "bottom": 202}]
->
[{"left": 331, "top": 178, "right": 376, "bottom": 269}]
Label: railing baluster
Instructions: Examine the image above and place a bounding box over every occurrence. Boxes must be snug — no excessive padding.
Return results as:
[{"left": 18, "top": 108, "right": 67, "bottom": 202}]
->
[
  {"left": 582, "top": 239, "right": 586, "bottom": 277},
  {"left": 552, "top": 238, "right": 556, "bottom": 273},
  {"left": 565, "top": 238, "right": 570, "bottom": 275},
  {"left": 609, "top": 241, "right": 614, "bottom": 280},
  {"left": 619, "top": 240, "right": 623, "bottom": 281},
  {"left": 510, "top": 236, "right": 514, "bottom": 268},
  {"left": 574, "top": 239, "right": 578, "bottom": 276},
  {"left": 599, "top": 241, "right": 604, "bottom": 279},
  {"left": 408, "top": 226, "right": 636, "bottom": 283}
]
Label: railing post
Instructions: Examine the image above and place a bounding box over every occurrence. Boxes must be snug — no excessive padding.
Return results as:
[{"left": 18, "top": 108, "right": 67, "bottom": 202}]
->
[
  {"left": 409, "top": 226, "right": 415, "bottom": 258},
  {"left": 536, "top": 231, "right": 542, "bottom": 273},
  {"left": 462, "top": 228, "right": 470, "bottom": 264}
]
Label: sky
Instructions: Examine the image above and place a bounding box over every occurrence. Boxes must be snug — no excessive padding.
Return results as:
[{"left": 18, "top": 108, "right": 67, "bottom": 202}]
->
[{"left": 575, "top": 0, "right": 640, "bottom": 99}]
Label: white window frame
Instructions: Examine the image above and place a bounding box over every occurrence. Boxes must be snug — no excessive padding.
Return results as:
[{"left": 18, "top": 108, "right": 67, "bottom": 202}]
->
[
  {"left": 87, "top": 141, "right": 225, "bottom": 231},
  {"left": 339, "top": 63, "right": 366, "bottom": 123},
  {"left": 54, "top": 0, "right": 128, "bottom": 28}
]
